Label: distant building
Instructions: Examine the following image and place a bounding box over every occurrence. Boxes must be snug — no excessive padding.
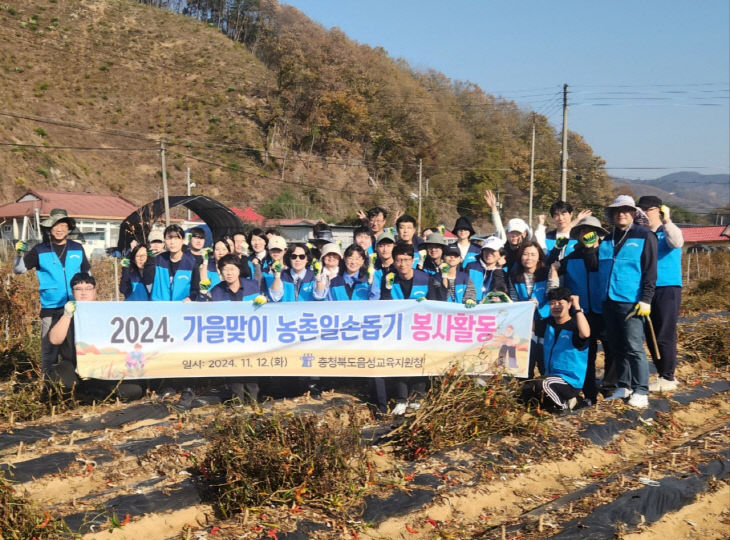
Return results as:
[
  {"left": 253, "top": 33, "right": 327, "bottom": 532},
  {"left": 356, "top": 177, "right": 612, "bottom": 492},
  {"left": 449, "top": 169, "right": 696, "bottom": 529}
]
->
[
  {"left": 0, "top": 189, "right": 139, "bottom": 257},
  {"left": 678, "top": 225, "right": 730, "bottom": 250}
]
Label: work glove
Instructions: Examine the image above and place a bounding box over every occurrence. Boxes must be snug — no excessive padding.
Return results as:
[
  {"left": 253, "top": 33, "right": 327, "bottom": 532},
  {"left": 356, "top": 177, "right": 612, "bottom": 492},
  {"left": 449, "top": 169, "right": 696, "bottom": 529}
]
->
[
  {"left": 367, "top": 265, "right": 375, "bottom": 285},
  {"left": 199, "top": 279, "right": 211, "bottom": 292},
  {"left": 555, "top": 236, "right": 569, "bottom": 249},
  {"left": 581, "top": 230, "right": 598, "bottom": 248},
  {"left": 369, "top": 252, "right": 378, "bottom": 267},
  {"left": 484, "top": 291, "right": 511, "bottom": 304},
  {"left": 418, "top": 249, "right": 427, "bottom": 268},
  {"left": 147, "top": 249, "right": 155, "bottom": 258},
  {"left": 64, "top": 301, "right": 76, "bottom": 318},
  {"left": 415, "top": 295, "right": 425, "bottom": 302},
  {"left": 272, "top": 260, "right": 283, "bottom": 276},
  {"left": 15, "top": 240, "right": 27, "bottom": 253},
  {"left": 440, "top": 263, "right": 450, "bottom": 278},
  {"left": 121, "top": 258, "right": 130, "bottom": 268},
  {"left": 437, "top": 225, "right": 446, "bottom": 234},
  {"left": 465, "top": 299, "right": 477, "bottom": 309},
  {"left": 634, "top": 302, "right": 651, "bottom": 317},
  {"left": 202, "top": 247, "right": 213, "bottom": 262},
  {"left": 660, "top": 204, "right": 671, "bottom": 221},
  {"left": 253, "top": 295, "right": 268, "bottom": 306},
  {"left": 385, "top": 272, "right": 395, "bottom": 290}
]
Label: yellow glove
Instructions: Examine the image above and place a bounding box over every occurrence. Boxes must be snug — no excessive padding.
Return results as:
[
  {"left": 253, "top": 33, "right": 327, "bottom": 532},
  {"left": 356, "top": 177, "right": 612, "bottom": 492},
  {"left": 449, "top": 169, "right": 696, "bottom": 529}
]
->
[
  {"left": 253, "top": 295, "right": 268, "bottom": 306},
  {"left": 660, "top": 204, "right": 671, "bottom": 221},
  {"left": 582, "top": 230, "right": 598, "bottom": 248},
  {"left": 272, "top": 260, "right": 283, "bottom": 274},
  {"left": 635, "top": 302, "right": 651, "bottom": 317},
  {"left": 385, "top": 272, "right": 395, "bottom": 290},
  {"left": 465, "top": 299, "right": 477, "bottom": 308},
  {"left": 15, "top": 240, "right": 27, "bottom": 253},
  {"left": 121, "top": 258, "right": 130, "bottom": 268},
  {"left": 312, "top": 259, "right": 322, "bottom": 276},
  {"left": 367, "top": 265, "right": 375, "bottom": 284},
  {"left": 199, "top": 278, "right": 212, "bottom": 292}
]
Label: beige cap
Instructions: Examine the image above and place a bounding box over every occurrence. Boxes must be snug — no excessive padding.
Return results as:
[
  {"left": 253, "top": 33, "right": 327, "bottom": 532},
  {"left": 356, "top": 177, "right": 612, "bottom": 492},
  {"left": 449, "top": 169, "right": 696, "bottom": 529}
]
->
[
  {"left": 148, "top": 229, "right": 164, "bottom": 243},
  {"left": 320, "top": 243, "right": 342, "bottom": 259},
  {"left": 268, "top": 235, "right": 287, "bottom": 251}
]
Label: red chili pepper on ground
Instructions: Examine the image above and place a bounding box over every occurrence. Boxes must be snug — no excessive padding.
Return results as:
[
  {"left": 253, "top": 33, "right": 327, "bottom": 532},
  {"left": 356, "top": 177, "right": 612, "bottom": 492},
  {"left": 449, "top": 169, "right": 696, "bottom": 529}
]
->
[
  {"left": 404, "top": 473, "right": 414, "bottom": 481},
  {"left": 405, "top": 524, "right": 419, "bottom": 534},
  {"left": 120, "top": 514, "right": 130, "bottom": 526},
  {"left": 266, "top": 529, "right": 279, "bottom": 540},
  {"left": 425, "top": 518, "right": 438, "bottom": 527},
  {"left": 210, "top": 526, "right": 220, "bottom": 535},
  {"left": 39, "top": 512, "right": 51, "bottom": 528}
]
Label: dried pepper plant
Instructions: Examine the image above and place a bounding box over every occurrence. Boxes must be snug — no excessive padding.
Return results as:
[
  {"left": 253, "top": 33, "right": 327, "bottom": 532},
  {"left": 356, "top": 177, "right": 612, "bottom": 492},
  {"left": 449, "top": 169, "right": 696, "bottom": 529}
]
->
[
  {"left": 0, "top": 470, "right": 71, "bottom": 538},
  {"left": 678, "top": 316, "right": 730, "bottom": 367},
  {"left": 199, "top": 408, "right": 370, "bottom": 518},
  {"left": 386, "top": 366, "right": 541, "bottom": 460}
]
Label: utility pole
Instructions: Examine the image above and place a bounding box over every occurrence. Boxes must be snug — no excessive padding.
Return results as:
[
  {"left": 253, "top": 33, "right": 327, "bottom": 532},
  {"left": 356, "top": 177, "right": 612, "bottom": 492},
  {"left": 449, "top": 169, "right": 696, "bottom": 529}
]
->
[
  {"left": 529, "top": 115, "right": 536, "bottom": 227},
  {"left": 560, "top": 83, "right": 569, "bottom": 201},
  {"left": 160, "top": 140, "right": 170, "bottom": 227},
  {"left": 417, "top": 159, "right": 423, "bottom": 231},
  {"left": 186, "top": 168, "right": 196, "bottom": 221}
]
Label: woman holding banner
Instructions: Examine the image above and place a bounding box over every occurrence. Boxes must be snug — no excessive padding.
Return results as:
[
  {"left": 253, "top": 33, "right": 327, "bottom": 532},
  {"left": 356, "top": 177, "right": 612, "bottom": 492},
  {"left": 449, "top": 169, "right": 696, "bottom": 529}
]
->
[{"left": 119, "top": 244, "right": 155, "bottom": 301}]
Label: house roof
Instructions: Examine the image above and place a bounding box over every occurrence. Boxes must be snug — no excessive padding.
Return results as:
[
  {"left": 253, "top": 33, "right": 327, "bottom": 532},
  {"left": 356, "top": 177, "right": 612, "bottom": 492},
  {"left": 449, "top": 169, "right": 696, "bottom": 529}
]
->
[
  {"left": 190, "top": 206, "right": 265, "bottom": 224},
  {"left": 0, "top": 189, "right": 139, "bottom": 220},
  {"left": 679, "top": 225, "right": 730, "bottom": 243}
]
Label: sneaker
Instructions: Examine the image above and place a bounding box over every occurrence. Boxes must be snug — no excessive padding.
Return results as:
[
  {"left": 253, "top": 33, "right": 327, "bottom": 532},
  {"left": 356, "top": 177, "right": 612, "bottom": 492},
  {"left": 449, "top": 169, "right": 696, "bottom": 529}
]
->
[
  {"left": 604, "top": 387, "right": 633, "bottom": 401},
  {"left": 391, "top": 402, "right": 408, "bottom": 416},
  {"left": 627, "top": 393, "right": 649, "bottom": 409},
  {"left": 566, "top": 397, "right": 578, "bottom": 410},
  {"left": 649, "top": 377, "right": 679, "bottom": 393}
]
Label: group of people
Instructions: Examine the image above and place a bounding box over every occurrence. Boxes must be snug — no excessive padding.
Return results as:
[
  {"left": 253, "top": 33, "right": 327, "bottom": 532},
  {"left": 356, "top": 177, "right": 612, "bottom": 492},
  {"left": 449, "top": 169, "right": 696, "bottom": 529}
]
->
[{"left": 13, "top": 188, "right": 684, "bottom": 413}]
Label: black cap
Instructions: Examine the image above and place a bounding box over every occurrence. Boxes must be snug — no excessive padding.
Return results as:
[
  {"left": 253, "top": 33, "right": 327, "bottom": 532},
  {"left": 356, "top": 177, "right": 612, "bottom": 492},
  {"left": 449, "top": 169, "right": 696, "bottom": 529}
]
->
[
  {"left": 442, "top": 244, "right": 461, "bottom": 257},
  {"left": 637, "top": 195, "right": 662, "bottom": 210}
]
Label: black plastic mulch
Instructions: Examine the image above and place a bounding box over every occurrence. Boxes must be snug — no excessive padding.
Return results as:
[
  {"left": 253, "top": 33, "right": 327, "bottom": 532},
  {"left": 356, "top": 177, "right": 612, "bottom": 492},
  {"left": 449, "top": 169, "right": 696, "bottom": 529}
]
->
[
  {"left": 549, "top": 448, "right": 730, "bottom": 539},
  {"left": 0, "top": 403, "right": 171, "bottom": 451}
]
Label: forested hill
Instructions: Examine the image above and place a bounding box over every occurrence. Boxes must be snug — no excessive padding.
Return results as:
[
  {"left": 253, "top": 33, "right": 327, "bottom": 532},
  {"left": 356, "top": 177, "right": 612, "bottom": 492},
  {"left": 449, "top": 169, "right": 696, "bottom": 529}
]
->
[{"left": 0, "top": 0, "right": 613, "bottom": 225}]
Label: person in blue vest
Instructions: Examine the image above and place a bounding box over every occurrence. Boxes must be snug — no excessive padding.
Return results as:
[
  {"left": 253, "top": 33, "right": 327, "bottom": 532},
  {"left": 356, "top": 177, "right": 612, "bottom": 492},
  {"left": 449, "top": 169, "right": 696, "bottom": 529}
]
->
[
  {"left": 504, "top": 218, "right": 532, "bottom": 271},
  {"left": 260, "top": 235, "right": 287, "bottom": 294},
  {"left": 637, "top": 196, "right": 684, "bottom": 393},
  {"left": 119, "top": 244, "right": 155, "bottom": 301},
  {"left": 465, "top": 236, "right": 509, "bottom": 303},
  {"left": 198, "top": 236, "right": 231, "bottom": 292},
  {"left": 555, "top": 216, "right": 610, "bottom": 406},
  {"left": 379, "top": 243, "right": 446, "bottom": 415},
  {"left": 508, "top": 240, "right": 558, "bottom": 378},
  {"left": 268, "top": 243, "right": 327, "bottom": 302},
  {"left": 201, "top": 254, "right": 261, "bottom": 403},
  {"left": 599, "top": 195, "right": 657, "bottom": 409},
  {"left": 451, "top": 216, "right": 481, "bottom": 270},
  {"left": 151, "top": 224, "right": 201, "bottom": 302},
  {"left": 247, "top": 228, "right": 268, "bottom": 267},
  {"left": 367, "top": 231, "right": 397, "bottom": 300},
  {"left": 440, "top": 244, "right": 477, "bottom": 304},
  {"left": 327, "top": 245, "right": 372, "bottom": 301},
  {"left": 535, "top": 200, "right": 592, "bottom": 265},
  {"left": 14, "top": 208, "right": 91, "bottom": 379},
  {"left": 187, "top": 226, "right": 207, "bottom": 263},
  {"left": 420, "top": 232, "right": 447, "bottom": 276},
  {"left": 353, "top": 226, "right": 374, "bottom": 257},
  {"left": 520, "top": 287, "right": 590, "bottom": 411},
  {"left": 395, "top": 215, "right": 424, "bottom": 268}
]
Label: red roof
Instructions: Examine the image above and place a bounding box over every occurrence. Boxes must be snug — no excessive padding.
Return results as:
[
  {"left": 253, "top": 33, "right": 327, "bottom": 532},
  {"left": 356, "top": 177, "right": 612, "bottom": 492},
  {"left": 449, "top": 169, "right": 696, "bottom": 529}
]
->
[
  {"left": 679, "top": 226, "right": 729, "bottom": 243},
  {"left": 0, "top": 189, "right": 139, "bottom": 220},
  {"left": 234, "top": 206, "right": 265, "bottom": 223}
]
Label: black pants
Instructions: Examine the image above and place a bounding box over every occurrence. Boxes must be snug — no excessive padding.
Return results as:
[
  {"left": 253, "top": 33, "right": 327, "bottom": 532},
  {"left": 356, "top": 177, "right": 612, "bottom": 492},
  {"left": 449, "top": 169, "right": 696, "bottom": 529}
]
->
[
  {"left": 521, "top": 377, "right": 580, "bottom": 410},
  {"left": 582, "top": 312, "right": 605, "bottom": 403},
  {"left": 648, "top": 286, "right": 681, "bottom": 381}
]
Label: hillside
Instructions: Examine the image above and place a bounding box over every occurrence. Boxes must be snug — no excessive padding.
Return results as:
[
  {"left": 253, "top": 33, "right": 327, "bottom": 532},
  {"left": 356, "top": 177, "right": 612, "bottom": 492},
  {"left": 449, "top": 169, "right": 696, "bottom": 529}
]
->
[{"left": 0, "top": 0, "right": 613, "bottom": 225}]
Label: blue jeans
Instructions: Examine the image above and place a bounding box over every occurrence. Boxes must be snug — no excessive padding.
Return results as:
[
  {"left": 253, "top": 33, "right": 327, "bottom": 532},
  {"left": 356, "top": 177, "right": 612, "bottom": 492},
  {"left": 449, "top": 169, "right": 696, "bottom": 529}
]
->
[{"left": 602, "top": 301, "right": 649, "bottom": 395}]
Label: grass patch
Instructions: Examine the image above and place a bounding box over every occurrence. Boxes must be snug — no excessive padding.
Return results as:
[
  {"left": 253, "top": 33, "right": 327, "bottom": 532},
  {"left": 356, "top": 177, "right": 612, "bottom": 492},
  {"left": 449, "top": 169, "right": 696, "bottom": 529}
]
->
[
  {"left": 0, "top": 470, "right": 71, "bottom": 538},
  {"left": 678, "top": 316, "right": 730, "bottom": 367},
  {"left": 385, "top": 367, "right": 542, "bottom": 460},
  {"left": 199, "top": 407, "right": 369, "bottom": 518}
]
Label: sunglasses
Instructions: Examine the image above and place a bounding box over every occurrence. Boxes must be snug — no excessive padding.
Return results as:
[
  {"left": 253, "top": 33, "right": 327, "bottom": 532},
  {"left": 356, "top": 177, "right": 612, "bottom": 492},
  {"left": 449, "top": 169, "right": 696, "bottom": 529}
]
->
[{"left": 290, "top": 253, "right": 307, "bottom": 260}]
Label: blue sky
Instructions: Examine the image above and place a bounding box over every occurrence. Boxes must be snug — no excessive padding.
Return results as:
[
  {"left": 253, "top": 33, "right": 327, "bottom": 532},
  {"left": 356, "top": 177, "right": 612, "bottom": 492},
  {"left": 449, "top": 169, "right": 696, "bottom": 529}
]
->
[{"left": 280, "top": 0, "right": 729, "bottom": 180}]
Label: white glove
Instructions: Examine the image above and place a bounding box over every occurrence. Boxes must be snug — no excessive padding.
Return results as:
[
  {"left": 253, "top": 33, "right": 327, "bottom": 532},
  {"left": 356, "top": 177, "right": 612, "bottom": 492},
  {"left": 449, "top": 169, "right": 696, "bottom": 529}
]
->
[{"left": 64, "top": 301, "right": 76, "bottom": 318}]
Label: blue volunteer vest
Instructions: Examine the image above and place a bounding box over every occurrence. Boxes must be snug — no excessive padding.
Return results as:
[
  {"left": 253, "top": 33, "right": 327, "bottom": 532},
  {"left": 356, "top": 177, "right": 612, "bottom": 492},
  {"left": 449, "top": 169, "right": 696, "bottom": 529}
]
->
[
  {"left": 278, "top": 269, "right": 317, "bottom": 302},
  {"left": 514, "top": 274, "right": 550, "bottom": 319},
  {"left": 545, "top": 232, "right": 577, "bottom": 258},
  {"left": 446, "top": 271, "right": 469, "bottom": 303},
  {"left": 329, "top": 274, "right": 371, "bottom": 301},
  {"left": 543, "top": 322, "right": 588, "bottom": 389},
  {"left": 460, "top": 243, "right": 481, "bottom": 270},
  {"left": 206, "top": 258, "right": 222, "bottom": 289},
  {"left": 655, "top": 227, "right": 682, "bottom": 287},
  {"left": 466, "top": 262, "right": 505, "bottom": 303},
  {"left": 209, "top": 278, "right": 260, "bottom": 301},
  {"left": 390, "top": 269, "right": 430, "bottom": 300},
  {"left": 563, "top": 255, "right": 603, "bottom": 314},
  {"left": 36, "top": 240, "right": 84, "bottom": 309},
  {"left": 598, "top": 226, "right": 649, "bottom": 303},
  {"left": 152, "top": 251, "right": 196, "bottom": 301},
  {"left": 124, "top": 269, "right": 150, "bottom": 301}
]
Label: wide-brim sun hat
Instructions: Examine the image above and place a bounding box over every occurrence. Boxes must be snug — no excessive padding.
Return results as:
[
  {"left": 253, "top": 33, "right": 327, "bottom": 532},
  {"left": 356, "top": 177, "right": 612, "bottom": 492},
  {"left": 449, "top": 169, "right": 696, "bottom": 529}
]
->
[
  {"left": 570, "top": 216, "right": 610, "bottom": 239},
  {"left": 423, "top": 232, "right": 447, "bottom": 248},
  {"left": 451, "top": 216, "right": 475, "bottom": 235},
  {"left": 40, "top": 208, "right": 76, "bottom": 230},
  {"left": 320, "top": 242, "right": 342, "bottom": 259}
]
